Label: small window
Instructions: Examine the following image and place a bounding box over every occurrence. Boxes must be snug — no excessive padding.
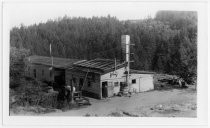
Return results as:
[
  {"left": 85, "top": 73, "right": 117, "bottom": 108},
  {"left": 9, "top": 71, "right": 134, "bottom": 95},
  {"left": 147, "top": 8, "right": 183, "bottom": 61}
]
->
[
  {"left": 42, "top": 70, "right": 44, "bottom": 76},
  {"left": 132, "top": 79, "right": 136, "bottom": 84},
  {"left": 33, "top": 69, "right": 36, "bottom": 78},
  {"left": 114, "top": 82, "right": 119, "bottom": 87},
  {"left": 88, "top": 81, "right": 91, "bottom": 87}
]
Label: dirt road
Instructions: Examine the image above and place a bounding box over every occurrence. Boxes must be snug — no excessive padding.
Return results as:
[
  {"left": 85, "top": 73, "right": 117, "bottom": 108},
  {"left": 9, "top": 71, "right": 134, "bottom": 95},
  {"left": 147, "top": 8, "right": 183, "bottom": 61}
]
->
[{"left": 43, "top": 87, "right": 196, "bottom": 117}]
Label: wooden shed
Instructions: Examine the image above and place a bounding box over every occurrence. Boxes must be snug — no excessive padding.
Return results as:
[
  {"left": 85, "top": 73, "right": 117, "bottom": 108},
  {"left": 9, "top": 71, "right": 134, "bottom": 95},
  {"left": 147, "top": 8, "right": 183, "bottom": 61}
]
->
[
  {"left": 68, "top": 58, "right": 154, "bottom": 99},
  {"left": 25, "top": 55, "right": 80, "bottom": 88},
  {"left": 25, "top": 56, "right": 154, "bottom": 99},
  {"left": 66, "top": 58, "right": 126, "bottom": 99}
]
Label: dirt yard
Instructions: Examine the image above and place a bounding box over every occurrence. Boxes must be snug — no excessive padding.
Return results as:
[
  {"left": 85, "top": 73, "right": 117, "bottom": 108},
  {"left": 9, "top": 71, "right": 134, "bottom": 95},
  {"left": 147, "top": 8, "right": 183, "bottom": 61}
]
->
[{"left": 42, "top": 86, "right": 196, "bottom": 117}]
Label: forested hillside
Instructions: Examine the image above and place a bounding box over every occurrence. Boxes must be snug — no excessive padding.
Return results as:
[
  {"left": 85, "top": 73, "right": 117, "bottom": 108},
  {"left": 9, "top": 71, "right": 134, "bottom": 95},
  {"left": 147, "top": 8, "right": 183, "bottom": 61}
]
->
[{"left": 10, "top": 11, "right": 197, "bottom": 83}]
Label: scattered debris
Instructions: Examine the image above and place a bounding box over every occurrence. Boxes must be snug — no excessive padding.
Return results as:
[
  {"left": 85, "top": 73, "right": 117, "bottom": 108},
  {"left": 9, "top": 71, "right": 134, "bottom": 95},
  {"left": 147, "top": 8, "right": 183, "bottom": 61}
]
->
[
  {"left": 122, "top": 111, "right": 139, "bottom": 117},
  {"left": 108, "top": 112, "right": 124, "bottom": 117},
  {"left": 10, "top": 106, "right": 61, "bottom": 115},
  {"left": 84, "top": 113, "right": 91, "bottom": 117}
]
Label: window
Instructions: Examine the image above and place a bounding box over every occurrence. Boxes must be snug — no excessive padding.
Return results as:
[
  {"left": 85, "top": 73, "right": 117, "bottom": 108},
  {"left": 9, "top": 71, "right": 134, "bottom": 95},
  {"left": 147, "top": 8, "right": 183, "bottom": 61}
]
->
[
  {"left": 114, "top": 82, "right": 119, "bottom": 87},
  {"left": 42, "top": 70, "right": 44, "bottom": 76},
  {"left": 33, "top": 69, "right": 36, "bottom": 78},
  {"left": 132, "top": 79, "right": 136, "bottom": 84}
]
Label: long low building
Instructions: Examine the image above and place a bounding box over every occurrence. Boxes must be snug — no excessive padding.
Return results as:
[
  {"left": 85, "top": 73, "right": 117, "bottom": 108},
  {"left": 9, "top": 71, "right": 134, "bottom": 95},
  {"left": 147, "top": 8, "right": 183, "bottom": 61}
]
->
[
  {"left": 25, "top": 55, "right": 80, "bottom": 87},
  {"left": 25, "top": 56, "right": 154, "bottom": 99},
  {"left": 70, "top": 59, "right": 154, "bottom": 99}
]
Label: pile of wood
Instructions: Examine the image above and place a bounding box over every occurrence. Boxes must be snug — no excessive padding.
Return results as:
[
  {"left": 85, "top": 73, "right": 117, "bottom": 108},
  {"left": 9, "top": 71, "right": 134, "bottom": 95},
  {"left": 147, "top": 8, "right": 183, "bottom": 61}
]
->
[{"left": 158, "top": 77, "right": 188, "bottom": 88}]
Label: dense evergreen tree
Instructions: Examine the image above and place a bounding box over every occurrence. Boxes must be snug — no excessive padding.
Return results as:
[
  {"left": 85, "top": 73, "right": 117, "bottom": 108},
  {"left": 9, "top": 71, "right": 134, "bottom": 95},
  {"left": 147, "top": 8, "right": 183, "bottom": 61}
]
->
[{"left": 10, "top": 11, "right": 197, "bottom": 84}]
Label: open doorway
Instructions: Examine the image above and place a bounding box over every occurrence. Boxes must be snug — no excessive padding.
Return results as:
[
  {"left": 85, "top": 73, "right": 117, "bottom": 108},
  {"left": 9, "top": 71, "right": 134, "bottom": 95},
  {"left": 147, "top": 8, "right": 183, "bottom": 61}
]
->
[
  {"left": 79, "top": 78, "right": 84, "bottom": 91},
  {"left": 102, "top": 81, "right": 108, "bottom": 98},
  {"left": 52, "top": 69, "right": 65, "bottom": 91}
]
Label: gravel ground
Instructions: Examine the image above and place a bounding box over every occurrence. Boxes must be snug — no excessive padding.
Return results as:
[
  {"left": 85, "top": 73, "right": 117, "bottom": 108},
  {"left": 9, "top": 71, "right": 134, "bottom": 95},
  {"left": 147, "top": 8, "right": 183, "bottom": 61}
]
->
[{"left": 42, "top": 86, "right": 196, "bottom": 117}]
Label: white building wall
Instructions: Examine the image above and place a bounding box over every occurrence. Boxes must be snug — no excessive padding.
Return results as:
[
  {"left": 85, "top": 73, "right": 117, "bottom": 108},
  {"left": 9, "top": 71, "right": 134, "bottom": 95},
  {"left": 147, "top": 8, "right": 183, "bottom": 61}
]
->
[
  {"left": 101, "top": 68, "right": 154, "bottom": 96},
  {"left": 129, "top": 74, "right": 154, "bottom": 92},
  {"left": 139, "top": 76, "right": 154, "bottom": 92},
  {"left": 130, "top": 78, "right": 140, "bottom": 92},
  {"left": 101, "top": 67, "right": 126, "bottom": 96},
  {"left": 101, "top": 67, "right": 126, "bottom": 81}
]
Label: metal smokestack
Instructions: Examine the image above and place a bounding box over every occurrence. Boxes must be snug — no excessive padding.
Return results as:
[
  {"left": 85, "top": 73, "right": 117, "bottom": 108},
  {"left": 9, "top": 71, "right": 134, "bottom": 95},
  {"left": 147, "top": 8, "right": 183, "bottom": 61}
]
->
[
  {"left": 121, "top": 35, "right": 130, "bottom": 89},
  {"left": 121, "top": 35, "right": 130, "bottom": 72},
  {"left": 125, "top": 35, "right": 130, "bottom": 74}
]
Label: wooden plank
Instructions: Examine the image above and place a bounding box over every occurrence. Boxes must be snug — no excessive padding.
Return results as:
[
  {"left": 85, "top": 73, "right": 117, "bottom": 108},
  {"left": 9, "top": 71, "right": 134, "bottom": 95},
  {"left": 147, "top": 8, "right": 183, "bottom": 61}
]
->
[
  {"left": 94, "top": 62, "right": 114, "bottom": 69},
  {"left": 76, "top": 60, "right": 98, "bottom": 67},
  {"left": 83, "top": 61, "right": 103, "bottom": 67},
  {"left": 100, "top": 63, "right": 124, "bottom": 70},
  {"left": 73, "top": 60, "right": 87, "bottom": 65},
  {"left": 76, "top": 59, "right": 111, "bottom": 68}
]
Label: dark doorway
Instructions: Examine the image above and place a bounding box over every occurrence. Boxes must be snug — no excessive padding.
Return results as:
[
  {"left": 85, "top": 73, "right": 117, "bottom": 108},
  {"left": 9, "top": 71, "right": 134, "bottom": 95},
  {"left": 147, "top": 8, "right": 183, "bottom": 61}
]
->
[
  {"left": 54, "top": 75, "right": 65, "bottom": 85},
  {"left": 79, "top": 78, "right": 84, "bottom": 91},
  {"left": 53, "top": 69, "right": 65, "bottom": 91},
  {"left": 102, "top": 81, "right": 108, "bottom": 98},
  {"left": 120, "top": 82, "right": 126, "bottom": 92}
]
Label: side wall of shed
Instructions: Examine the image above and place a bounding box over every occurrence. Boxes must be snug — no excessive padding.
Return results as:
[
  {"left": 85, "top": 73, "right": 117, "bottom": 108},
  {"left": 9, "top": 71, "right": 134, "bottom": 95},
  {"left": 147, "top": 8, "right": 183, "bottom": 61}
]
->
[
  {"left": 25, "top": 64, "right": 52, "bottom": 81},
  {"left": 65, "top": 70, "right": 101, "bottom": 99}
]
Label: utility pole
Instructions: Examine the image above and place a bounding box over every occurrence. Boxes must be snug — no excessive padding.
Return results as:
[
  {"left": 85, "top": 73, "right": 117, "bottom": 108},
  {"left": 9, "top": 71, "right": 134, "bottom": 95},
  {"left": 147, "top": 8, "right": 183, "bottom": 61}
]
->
[
  {"left": 49, "top": 43, "right": 54, "bottom": 84},
  {"left": 50, "top": 43, "right": 54, "bottom": 68}
]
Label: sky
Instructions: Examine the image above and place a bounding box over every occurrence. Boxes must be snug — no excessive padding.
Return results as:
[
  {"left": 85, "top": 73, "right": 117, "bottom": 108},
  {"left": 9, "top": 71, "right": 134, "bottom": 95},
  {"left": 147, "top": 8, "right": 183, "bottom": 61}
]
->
[
  {"left": 4, "top": 1, "right": 200, "bottom": 29},
  {"left": 5, "top": 2, "right": 160, "bottom": 29}
]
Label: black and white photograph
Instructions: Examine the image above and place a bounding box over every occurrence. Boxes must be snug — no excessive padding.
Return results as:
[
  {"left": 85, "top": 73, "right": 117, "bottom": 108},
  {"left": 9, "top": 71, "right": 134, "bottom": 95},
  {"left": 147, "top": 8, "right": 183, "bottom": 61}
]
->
[{"left": 1, "top": 0, "right": 209, "bottom": 127}]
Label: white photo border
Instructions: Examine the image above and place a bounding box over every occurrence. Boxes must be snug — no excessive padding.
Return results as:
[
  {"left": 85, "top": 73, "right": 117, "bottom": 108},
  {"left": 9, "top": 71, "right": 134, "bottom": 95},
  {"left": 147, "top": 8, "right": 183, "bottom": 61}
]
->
[{"left": 1, "top": 0, "right": 209, "bottom": 127}]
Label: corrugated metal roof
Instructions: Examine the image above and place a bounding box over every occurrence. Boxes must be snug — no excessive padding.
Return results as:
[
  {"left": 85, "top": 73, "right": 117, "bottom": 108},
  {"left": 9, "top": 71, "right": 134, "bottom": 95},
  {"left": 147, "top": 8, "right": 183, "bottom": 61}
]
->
[
  {"left": 73, "top": 58, "right": 126, "bottom": 73},
  {"left": 26, "top": 55, "right": 81, "bottom": 69}
]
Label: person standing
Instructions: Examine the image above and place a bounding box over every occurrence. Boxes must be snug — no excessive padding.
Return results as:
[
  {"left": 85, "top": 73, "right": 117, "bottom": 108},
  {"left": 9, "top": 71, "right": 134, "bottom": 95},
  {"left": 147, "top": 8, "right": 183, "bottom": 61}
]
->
[
  {"left": 70, "top": 79, "right": 75, "bottom": 104},
  {"left": 65, "top": 84, "right": 71, "bottom": 103}
]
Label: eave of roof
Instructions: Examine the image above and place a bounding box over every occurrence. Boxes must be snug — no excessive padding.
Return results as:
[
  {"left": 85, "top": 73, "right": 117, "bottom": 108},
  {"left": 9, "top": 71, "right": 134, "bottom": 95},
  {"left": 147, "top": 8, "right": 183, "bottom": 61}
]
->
[
  {"left": 72, "top": 58, "right": 126, "bottom": 73},
  {"left": 26, "top": 55, "right": 81, "bottom": 69}
]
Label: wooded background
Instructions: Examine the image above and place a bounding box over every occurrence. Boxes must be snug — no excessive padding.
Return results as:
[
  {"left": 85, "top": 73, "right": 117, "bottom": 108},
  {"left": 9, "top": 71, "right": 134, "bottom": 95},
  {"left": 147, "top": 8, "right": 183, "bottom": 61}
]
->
[{"left": 10, "top": 11, "right": 197, "bottom": 83}]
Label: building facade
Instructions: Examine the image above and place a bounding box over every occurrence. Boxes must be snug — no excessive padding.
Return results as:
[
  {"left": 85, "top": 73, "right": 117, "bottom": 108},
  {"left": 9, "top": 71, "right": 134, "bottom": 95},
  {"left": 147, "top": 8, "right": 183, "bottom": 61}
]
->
[
  {"left": 68, "top": 59, "right": 154, "bottom": 99},
  {"left": 25, "top": 55, "right": 80, "bottom": 87},
  {"left": 25, "top": 56, "right": 154, "bottom": 99}
]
